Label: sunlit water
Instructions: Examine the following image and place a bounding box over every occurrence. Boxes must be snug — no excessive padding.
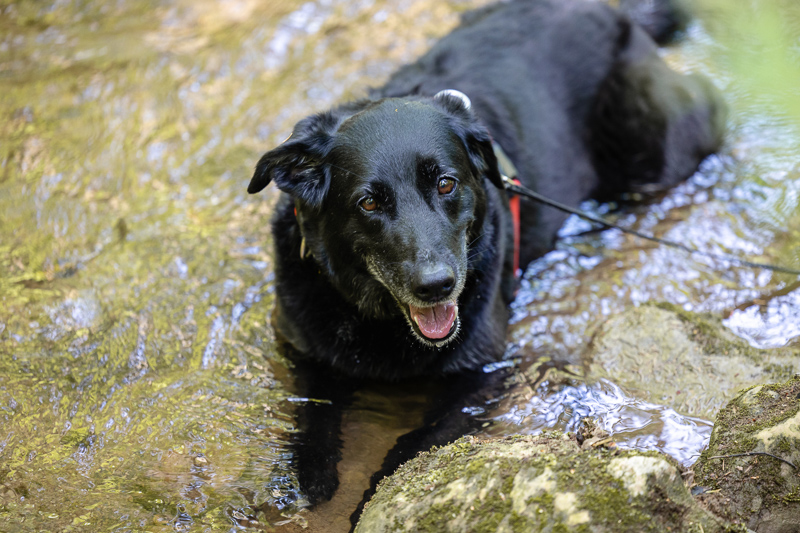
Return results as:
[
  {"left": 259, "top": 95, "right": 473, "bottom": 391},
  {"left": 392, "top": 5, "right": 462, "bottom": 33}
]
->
[{"left": 1, "top": 1, "right": 799, "bottom": 531}]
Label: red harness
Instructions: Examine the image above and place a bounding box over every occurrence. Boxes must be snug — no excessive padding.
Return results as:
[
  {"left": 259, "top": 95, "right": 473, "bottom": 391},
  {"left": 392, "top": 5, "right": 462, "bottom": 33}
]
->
[
  {"left": 491, "top": 141, "right": 523, "bottom": 278},
  {"left": 509, "top": 178, "right": 522, "bottom": 277}
]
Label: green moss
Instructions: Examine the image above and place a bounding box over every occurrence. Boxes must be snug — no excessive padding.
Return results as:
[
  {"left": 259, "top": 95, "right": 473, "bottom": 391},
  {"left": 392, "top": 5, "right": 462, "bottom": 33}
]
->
[
  {"left": 556, "top": 451, "right": 654, "bottom": 532},
  {"left": 552, "top": 523, "right": 575, "bottom": 533},
  {"left": 654, "top": 303, "right": 800, "bottom": 369},
  {"left": 360, "top": 433, "right": 742, "bottom": 532},
  {"left": 413, "top": 499, "right": 464, "bottom": 531},
  {"left": 472, "top": 494, "right": 514, "bottom": 532},
  {"left": 763, "top": 363, "right": 796, "bottom": 377},
  {"left": 774, "top": 435, "right": 793, "bottom": 454},
  {"left": 779, "top": 486, "right": 800, "bottom": 504},
  {"left": 693, "top": 376, "right": 800, "bottom": 527},
  {"left": 653, "top": 303, "right": 758, "bottom": 361},
  {"left": 700, "top": 377, "right": 800, "bottom": 462},
  {"left": 504, "top": 513, "right": 537, "bottom": 532}
]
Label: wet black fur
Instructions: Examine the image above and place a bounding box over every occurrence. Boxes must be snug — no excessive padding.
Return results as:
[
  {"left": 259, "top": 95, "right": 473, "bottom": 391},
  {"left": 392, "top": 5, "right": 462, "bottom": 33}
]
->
[
  {"left": 260, "top": 98, "right": 513, "bottom": 379},
  {"left": 247, "top": 0, "right": 725, "bottom": 526}
]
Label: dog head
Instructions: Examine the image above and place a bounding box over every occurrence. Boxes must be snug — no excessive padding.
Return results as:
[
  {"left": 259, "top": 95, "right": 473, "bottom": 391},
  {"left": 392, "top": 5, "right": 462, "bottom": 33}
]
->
[{"left": 249, "top": 91, "right": 503, "bottom": 346}]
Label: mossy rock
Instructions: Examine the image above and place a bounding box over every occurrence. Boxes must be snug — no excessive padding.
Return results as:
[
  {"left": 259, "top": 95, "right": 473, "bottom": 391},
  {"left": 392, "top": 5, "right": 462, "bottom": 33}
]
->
[
  {"left": 356, "top": 433, "right": 746, "bottom": 533},
  {"left": 693, "top": 376, "right": 800, "bottom": 533},
  {"left": 583, "top": 304, "right": 800, "bottom": 418}
]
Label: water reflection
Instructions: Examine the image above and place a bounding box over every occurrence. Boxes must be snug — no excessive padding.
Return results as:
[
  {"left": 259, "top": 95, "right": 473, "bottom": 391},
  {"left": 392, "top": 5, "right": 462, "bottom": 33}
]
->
[
  {"left": 493, "top": 378, "right": 713, "bottom": 467},
  {"left": 1, "top": 0, "right": 799, "bottom": 531},
  {"left": 725, "top": 289, "right": 800, "bottom": 348}
]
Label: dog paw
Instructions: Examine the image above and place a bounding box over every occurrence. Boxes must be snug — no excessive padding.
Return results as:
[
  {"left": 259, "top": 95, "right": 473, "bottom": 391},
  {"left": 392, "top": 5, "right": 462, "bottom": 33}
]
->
[
  {"left": 295, "top": 449, "right": 341, "bottom": 504},
  {"left": 299, "top": 470, "right": 339, "bottom": 505}
]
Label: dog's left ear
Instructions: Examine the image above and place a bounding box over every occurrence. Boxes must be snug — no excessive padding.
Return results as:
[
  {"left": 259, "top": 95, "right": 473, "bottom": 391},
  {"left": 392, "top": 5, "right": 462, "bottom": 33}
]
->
[
  {"left": 247, "top": 112, "right": 337, "bottom": 207},
  {"left": 433, "top": 90, "right": 504, "bottom": 191}
]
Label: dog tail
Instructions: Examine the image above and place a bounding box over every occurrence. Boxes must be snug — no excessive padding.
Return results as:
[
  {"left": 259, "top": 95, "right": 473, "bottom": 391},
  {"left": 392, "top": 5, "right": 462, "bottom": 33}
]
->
[{"left": 616, "top": 0, "right": 692, "bottom": 44}]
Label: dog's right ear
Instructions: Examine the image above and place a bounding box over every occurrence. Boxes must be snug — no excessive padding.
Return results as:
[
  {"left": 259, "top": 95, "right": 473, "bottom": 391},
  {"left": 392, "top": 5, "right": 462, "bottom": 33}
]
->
[{"left": 248, "top": 112, "right": 338, "bottom": 207}]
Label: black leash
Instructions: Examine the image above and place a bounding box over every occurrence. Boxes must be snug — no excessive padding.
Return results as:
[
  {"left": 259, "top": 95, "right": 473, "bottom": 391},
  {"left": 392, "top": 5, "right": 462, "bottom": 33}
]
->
[{"left": 493, "top": 144, "right": 800, "bottom": 277}]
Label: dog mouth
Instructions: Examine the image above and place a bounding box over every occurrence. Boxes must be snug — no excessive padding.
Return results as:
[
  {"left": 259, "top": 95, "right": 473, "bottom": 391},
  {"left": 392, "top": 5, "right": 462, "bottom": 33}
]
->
[
  {"left": 407, "top": 301, "right": 459, "bottom": 344},
  {"left": 364, "top": 256, "right": 462, "bottom": 345}
]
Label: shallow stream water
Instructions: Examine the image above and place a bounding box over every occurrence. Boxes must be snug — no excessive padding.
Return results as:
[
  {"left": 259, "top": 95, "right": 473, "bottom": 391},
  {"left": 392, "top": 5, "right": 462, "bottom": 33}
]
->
[{"left": 1, "top": 0, "right": 799, "bottom": 532}]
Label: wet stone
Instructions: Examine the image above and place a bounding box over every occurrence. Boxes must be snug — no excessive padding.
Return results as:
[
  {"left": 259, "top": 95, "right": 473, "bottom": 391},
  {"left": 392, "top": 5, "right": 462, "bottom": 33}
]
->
[
  {"left": 583, "top": 304, "right": 800, "bottom": 419},
  {"left": 356, "top": 433, "right": 746, "bottom": 533},
  {"left": 693, "top": 376, "right": 800, "bottom": 533}
]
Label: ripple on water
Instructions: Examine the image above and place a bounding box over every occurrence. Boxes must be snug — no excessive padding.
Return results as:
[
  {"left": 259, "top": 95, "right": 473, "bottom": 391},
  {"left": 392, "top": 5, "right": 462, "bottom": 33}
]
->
[
  {"left": 725, "top": 288, "right": 800, "bottom": 348},
  {"left": 1, "top": 0, "right": 800, "bottom": 531},
  {"left": 494, "top": 379, "right": 713, "bottom": 467}
]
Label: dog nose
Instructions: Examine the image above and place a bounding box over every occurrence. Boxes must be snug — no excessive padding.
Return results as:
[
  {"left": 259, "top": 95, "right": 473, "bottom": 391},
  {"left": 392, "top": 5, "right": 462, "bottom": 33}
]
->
[{"left": 413, "top": 264, "right": 455, "bottom": 302}]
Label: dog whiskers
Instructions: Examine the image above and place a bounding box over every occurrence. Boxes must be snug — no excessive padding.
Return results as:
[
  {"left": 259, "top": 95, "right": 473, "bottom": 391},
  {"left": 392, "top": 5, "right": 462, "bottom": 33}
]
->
[{"left": 467, "top": 231, "right": 487, "bottom": 248}]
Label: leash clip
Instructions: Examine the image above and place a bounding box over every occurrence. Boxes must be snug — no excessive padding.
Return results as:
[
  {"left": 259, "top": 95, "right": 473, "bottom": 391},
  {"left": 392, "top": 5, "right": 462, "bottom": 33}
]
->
[{"left": 492, "top": 141, "right": 519, "bottom": 186}]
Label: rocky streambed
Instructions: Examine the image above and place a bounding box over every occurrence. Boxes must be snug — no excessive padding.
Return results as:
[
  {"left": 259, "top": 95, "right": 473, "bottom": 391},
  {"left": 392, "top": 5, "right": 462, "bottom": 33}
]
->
[
  {"left": 2, "top": 1, "right": 800, "bottom": 531},
  {"left": 357, "top": 307, "right": 800, "bottom": 533}
]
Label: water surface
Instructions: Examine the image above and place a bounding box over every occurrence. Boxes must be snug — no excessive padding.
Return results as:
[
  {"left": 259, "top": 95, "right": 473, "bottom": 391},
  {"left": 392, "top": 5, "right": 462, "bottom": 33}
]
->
[{"left": 1, "top": 0, "right": 799, "bottom": 531}]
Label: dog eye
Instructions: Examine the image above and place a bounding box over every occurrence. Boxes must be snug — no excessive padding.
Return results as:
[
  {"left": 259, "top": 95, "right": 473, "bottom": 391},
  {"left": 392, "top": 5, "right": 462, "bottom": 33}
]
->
[
  {"left": 359, "top": 196, "right": 378, "bottom": 212},
  {"left": 437, "top": 177, "right": 456, "bottom": 195}
]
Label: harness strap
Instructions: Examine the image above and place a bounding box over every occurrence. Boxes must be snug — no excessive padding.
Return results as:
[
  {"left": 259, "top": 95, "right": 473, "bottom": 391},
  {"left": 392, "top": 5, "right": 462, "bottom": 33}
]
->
[
  {"left": 509, "top": 180, "right": 521, "bottom": 277},
  {"left": 492, "top": 142, "right": 523, "bottom": 278}
]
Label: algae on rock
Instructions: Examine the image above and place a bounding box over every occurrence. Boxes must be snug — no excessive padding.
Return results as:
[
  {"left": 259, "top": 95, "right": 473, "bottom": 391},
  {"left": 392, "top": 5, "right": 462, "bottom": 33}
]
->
[
  {"left": 356, "top": 433, "right": 744, "bottom": 533},
  {"left": 693, "top": 376, "right": 800, "bottom": 533}
]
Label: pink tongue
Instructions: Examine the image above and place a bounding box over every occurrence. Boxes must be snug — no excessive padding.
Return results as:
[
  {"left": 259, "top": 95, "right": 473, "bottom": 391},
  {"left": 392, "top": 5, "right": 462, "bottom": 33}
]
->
[{"left": 409, "top": 302, "right": 457, "bottom": 339}]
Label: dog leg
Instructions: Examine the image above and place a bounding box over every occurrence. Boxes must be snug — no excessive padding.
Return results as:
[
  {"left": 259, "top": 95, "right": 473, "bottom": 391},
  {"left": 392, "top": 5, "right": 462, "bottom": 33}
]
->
[
  {"left": 587, "top": 17, "right": 726, "bottom": 199},
  {"left": 348, "top": 366, "right": 513, "bottom": 530},
  {"left": 290, "top": 357, "right": 357, "bottom": 505}
]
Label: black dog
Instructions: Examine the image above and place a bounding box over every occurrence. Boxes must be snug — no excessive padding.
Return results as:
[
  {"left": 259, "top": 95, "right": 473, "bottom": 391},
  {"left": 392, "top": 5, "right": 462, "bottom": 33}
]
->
[{"left": 247, "top": 0, "right": 725, "bottom": 524}]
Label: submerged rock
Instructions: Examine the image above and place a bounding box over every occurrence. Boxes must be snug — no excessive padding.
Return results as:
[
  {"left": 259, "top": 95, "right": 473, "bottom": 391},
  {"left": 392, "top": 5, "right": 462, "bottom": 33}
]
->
[
  {"left": 356, "top": 432, "right": 744, "bottom": 533},
  {"left": 584, "top": 305, "right": 800, "bottom": 419},
  {"left": 693, "top": 376, "right": 800, "bottom": 533}
]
